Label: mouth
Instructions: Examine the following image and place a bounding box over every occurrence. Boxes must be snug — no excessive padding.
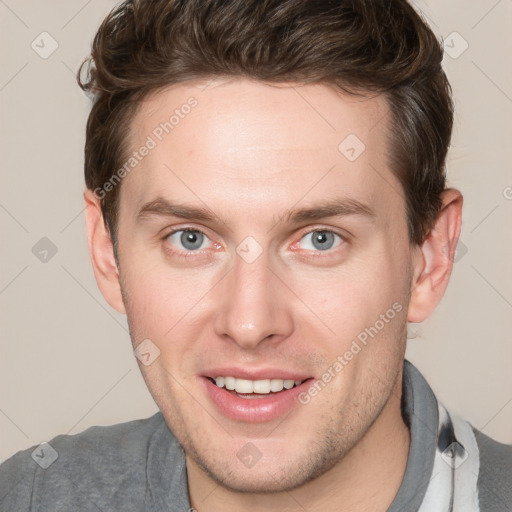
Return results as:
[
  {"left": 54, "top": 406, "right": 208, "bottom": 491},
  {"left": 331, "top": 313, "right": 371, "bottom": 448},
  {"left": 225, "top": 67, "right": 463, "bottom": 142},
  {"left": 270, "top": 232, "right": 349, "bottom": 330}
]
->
[
  {"left": 206, "top": 376, "right": 309, "bottom": 398},
  {"left": 201, "top": 374, "right": 315, "bottom": 422}
]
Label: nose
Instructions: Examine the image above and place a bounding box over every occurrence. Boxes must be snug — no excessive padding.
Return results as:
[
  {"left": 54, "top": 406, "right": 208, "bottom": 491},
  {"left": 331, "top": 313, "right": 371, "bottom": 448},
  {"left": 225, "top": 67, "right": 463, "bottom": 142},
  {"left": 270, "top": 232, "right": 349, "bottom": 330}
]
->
[{"left": 213, "top": 248, "right": 293, "bottom": 350}]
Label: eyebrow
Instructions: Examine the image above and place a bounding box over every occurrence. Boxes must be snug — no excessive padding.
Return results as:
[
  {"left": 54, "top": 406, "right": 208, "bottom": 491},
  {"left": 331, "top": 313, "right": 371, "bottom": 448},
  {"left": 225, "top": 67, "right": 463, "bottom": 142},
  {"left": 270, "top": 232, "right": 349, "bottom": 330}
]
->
[
  {"left": 282, "top": 198, "right": 375, "bottom": 224},
  {"left": 137, "top": 198, "right": 218, "bottom": 223},
  {"left": 136, "top": 196, "right": 375, "bottom": 226}
]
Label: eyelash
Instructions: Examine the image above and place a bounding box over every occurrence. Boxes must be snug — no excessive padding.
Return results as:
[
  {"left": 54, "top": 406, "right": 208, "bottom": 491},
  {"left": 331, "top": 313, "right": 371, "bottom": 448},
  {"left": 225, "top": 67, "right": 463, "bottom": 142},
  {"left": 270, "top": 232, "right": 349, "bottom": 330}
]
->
[{"left": 162, "top": 226, "right": 347, "bottom": 260}]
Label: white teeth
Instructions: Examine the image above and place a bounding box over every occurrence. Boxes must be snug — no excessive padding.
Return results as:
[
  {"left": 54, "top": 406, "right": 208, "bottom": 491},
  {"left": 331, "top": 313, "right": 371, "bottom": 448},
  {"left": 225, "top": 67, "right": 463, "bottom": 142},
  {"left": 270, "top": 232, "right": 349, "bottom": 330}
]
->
[
  {"left": 252, "top": 379, "right": 271, "bottom": 394},
  {"left": 283, "top": 380, "right": 295, "bottom": 389},
  {"left": 224, "top": 376, "right": 235, "bottom": 390},
  {"left": 213, "top": 376, "right": 304, "bottom": 394},
  {"left": 270, "top": 379, "right": 285, "bottom": 392},
  {"left": 235, "top": 378, "right": 253, "bottom": 394}
]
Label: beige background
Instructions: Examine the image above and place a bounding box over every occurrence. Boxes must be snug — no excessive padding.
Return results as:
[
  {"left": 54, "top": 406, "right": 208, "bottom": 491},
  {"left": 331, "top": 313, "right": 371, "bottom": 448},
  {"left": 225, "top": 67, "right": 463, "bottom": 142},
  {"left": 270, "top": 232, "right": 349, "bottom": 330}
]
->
[{"left": 1, "top": 0, "right": 511, "bottom": 462}]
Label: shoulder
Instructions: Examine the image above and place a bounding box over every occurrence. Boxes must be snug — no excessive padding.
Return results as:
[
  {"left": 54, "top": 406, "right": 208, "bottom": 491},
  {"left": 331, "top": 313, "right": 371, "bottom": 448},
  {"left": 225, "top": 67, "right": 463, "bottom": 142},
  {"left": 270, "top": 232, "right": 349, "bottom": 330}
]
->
[
  {"left": 0, "top": 412, "right": 175, "bottom": 511},
  {"left": 473, "top": 427, "right": 512, "bottom": 510}
]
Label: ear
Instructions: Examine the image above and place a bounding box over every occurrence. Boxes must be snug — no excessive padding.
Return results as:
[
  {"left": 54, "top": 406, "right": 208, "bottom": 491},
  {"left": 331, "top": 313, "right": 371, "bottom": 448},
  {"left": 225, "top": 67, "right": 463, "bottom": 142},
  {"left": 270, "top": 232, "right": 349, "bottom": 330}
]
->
[
  {"left": 407, "top": 188, "right": 463, "bottom": 323},
  {"left": 84, "top": 189, "right": 126, "bottom": 315}
]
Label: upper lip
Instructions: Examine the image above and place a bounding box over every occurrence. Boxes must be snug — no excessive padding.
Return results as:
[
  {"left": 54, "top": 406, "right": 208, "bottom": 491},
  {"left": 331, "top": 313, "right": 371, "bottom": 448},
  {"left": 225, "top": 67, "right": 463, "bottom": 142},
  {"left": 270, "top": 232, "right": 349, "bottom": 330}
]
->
[{"left": 203, "top": 367, "right": 312, "bottom": 381}]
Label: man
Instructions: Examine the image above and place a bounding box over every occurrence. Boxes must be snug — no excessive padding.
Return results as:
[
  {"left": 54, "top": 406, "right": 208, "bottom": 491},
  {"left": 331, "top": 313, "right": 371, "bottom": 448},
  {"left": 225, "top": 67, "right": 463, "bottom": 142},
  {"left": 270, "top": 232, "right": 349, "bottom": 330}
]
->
[{"left": 1, "top": 0, "right": 510, "bottom": 510}]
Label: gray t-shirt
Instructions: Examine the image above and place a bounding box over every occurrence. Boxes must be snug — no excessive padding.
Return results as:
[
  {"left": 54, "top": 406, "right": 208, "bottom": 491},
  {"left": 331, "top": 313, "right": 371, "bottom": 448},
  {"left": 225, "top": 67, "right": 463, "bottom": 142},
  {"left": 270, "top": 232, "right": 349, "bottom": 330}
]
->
[{"left": 0, "top": 360, "right": 511, "bottom": 511}]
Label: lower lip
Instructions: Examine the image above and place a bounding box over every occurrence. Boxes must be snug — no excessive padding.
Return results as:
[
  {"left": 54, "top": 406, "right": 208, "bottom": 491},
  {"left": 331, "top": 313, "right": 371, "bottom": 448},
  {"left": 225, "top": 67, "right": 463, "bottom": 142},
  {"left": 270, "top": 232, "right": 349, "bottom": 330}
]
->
[{"left": 201, "top": 377, "right": 314, "bottom": 423}]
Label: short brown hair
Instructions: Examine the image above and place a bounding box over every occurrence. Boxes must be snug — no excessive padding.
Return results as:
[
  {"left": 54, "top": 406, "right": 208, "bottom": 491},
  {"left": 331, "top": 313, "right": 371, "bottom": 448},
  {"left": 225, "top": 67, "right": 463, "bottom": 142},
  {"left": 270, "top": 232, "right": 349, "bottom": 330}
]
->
[{"left": 78, "top": 0, "right": 453, "bottom": 250}]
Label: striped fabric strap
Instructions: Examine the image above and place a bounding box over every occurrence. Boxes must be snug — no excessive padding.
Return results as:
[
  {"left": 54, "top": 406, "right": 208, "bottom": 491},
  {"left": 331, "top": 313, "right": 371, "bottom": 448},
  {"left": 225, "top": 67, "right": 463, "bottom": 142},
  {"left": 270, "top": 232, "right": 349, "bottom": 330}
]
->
[{"left": 418, "top": 402, "right": 481, "bottom": 511}]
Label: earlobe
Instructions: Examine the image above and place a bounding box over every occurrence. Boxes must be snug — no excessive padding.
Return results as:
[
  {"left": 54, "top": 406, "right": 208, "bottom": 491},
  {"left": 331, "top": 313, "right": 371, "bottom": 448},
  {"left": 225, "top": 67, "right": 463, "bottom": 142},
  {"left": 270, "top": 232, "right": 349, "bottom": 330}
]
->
[
  {"left": 84, "top": 189, "right": 126, "bottom": 315},
  {"left": 407, "top": 188, "right": 463, "bottom": 323}
]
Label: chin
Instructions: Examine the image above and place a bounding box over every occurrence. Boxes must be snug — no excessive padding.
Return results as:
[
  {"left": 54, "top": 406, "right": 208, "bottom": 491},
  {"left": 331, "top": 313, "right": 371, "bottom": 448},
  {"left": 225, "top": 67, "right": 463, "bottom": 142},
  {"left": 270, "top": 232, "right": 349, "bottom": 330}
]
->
[{"left": 186, "top": 437, "right": 345, "bottom": 495}]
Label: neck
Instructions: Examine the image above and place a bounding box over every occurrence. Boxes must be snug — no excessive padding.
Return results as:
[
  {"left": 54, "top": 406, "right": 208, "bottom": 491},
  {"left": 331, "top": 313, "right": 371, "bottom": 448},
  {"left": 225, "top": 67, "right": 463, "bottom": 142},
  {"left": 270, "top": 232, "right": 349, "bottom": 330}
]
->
[{"left": 187, "top": 376, "right": 410, "bottom": 512}]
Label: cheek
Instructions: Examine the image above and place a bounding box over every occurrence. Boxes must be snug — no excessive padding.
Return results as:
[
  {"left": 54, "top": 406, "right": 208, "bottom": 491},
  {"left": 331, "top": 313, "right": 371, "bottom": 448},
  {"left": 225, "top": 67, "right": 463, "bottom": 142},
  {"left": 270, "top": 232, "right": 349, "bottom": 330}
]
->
[
  {"left": 294, "top": 252, "right": 406, "bottom": 341},
  {"left": 120, "top": 254, "right": 219, "bottom": 342}
]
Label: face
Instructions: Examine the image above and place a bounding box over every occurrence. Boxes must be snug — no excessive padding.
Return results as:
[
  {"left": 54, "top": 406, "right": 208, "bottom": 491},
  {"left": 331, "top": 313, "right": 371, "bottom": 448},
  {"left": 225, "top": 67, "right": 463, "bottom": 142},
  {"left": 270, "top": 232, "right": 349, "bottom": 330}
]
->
[{"left": 114, "top": 78, "right": 415, "bottom": 493}]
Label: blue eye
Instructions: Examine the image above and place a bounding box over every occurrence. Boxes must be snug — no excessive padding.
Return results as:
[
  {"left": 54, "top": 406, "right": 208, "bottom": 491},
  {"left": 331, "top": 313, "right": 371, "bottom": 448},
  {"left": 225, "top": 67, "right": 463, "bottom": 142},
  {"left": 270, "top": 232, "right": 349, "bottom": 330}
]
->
[
  {"left": 299, "top": 230, "right": 343, "bottom": 251},
  {"left": 164, "top": 227, "right": 343, "bottom": 258},
  {"left": 167, "top": 229, "right": 212, "bottom": 251}
]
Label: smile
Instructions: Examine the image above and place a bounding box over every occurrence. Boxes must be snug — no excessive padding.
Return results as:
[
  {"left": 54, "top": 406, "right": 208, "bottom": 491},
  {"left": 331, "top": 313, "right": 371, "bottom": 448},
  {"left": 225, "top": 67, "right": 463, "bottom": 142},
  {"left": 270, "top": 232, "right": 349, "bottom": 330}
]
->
[
  {"left": 202, "top": 375, "right": 315, "bottom": 422},
  {"left": 210, "top": 376, "right": 306, "bottom": 394}
]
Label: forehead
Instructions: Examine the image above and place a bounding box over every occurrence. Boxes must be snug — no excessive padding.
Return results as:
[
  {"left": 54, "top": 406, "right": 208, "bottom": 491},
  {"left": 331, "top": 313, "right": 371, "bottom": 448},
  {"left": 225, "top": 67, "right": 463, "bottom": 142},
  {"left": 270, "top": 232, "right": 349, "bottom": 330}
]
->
[
  {"left": 120, "top": 78, "right": 401, "bottom": 224},
  {"left": 131, "top": 78, "right": 388, "bottom": 155}
]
